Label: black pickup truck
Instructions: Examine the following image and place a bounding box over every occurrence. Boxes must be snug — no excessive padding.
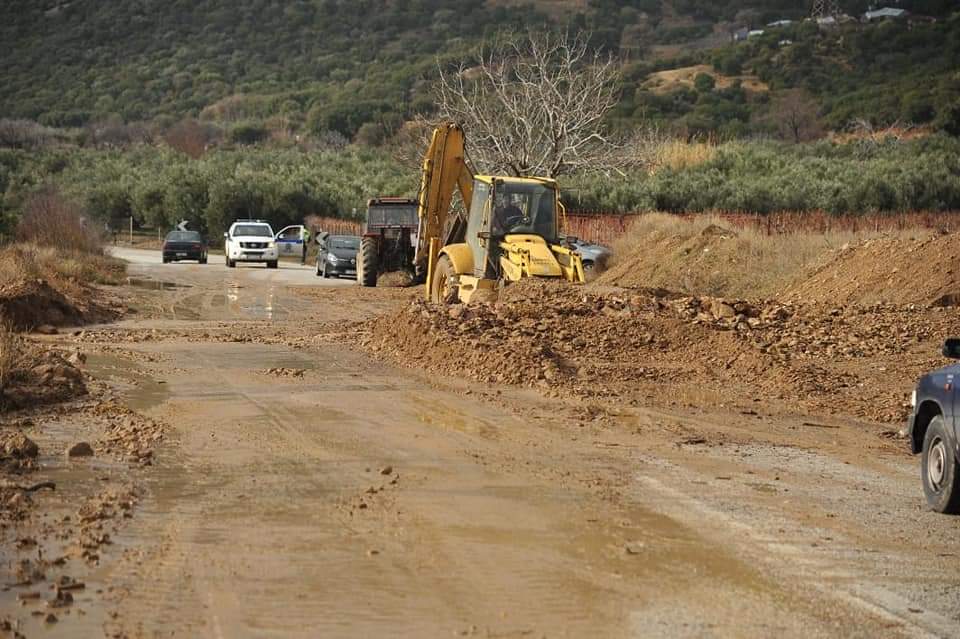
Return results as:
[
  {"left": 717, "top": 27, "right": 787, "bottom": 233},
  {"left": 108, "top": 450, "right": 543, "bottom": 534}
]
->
[{"left": 907, "top": 338, "right": 960, "bottom": 514}]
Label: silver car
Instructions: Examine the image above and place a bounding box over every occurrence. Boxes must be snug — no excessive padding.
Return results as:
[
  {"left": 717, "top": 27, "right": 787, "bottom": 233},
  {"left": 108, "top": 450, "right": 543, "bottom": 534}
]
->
[{"left": 568, "top": 239, "right": 612, "bottom": 271}]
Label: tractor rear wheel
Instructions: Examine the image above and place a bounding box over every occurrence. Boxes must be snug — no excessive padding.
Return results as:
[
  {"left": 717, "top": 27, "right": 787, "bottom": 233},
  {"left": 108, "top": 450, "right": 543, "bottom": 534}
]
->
[
  {"left": 359, "top": 237, "right": 378, "bottom": 287},
  {"left": 430, "top": 255, "right": 459, "bottom": 304}
]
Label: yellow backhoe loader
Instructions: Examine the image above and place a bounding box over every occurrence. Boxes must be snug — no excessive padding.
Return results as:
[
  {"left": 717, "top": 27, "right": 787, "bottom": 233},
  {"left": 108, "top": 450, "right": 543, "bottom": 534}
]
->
[{"left": 414, "top": 122, "right": 585, "bottom": 304}]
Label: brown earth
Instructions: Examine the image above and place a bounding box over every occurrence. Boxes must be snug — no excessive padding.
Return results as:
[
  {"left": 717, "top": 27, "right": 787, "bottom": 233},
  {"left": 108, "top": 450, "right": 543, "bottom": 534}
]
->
[
  {"left": 5, "top": 246, "right": 960, "bottom": 638},
  {"left": 783, "top": 232, "right": 960, "bottom": 307},
  {"left": 644, "top": 64, "right": 769, "bottom": 94},
  {"left": 362, "top": 279, "right": 955, "bottom": 425},
  {"left": 598, "top": 222, "right": 746, "bottom": 295},
  {"left": 0, "top": 245, "right": 126, "bottom": 330}
]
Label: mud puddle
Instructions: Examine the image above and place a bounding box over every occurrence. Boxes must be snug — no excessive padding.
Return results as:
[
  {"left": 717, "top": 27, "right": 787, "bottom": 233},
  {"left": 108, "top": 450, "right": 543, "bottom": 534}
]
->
[
  {"left": 125, "top": 277, "right": 191, "bottom": 291},
  {"left": 86, "top": 353, "right": 171, "bottom": 411},
  {"left": 1, "top": 425, "right": 159, "bottom": 638}
]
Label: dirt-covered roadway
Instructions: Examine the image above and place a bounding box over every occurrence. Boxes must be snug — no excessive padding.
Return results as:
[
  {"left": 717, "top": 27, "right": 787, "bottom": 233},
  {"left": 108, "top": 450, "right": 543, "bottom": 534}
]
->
[{"left": 2, "top": 247, "right": 959, "bottom": 638}]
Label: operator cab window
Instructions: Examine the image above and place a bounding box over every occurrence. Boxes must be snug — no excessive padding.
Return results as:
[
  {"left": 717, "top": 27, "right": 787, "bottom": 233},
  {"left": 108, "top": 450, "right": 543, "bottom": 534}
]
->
[{"left": 492, "top": 183, "right": 557, "bottom": 240}]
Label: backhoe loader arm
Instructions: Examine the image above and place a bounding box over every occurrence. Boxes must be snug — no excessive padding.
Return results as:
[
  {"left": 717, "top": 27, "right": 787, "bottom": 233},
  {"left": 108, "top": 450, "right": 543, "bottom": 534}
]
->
[{"left": 413, "top": 123, "right": 474, "bottom": 273}]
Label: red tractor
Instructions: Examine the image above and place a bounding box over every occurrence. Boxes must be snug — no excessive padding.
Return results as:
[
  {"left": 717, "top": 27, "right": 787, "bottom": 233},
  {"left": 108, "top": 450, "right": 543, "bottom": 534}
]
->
[{"left": 357, "top": 197, "right": 419, "bottom": 287}]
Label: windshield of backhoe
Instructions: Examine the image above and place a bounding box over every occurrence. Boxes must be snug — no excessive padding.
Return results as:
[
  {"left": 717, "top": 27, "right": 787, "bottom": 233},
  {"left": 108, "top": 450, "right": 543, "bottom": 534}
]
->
[{"left": 492, "top": 182, "right": 557, "bottom": 240}]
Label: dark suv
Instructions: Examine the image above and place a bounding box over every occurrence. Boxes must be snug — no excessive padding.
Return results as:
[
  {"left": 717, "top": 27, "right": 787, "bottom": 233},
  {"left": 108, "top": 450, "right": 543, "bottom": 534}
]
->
[
  {"left": 162, "top": 231, "right": 207, "bottom": 264},
  {"left": 316, "top": 234, "right": 360, "bottom": 278},
  {"left": 906, "top": 338, "right": 960, "bottom": 514}
]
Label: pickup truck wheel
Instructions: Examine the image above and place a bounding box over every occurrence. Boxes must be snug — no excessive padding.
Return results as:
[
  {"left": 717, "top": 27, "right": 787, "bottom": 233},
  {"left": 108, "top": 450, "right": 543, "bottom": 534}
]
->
[
  {"left": 267, "top": 260, "right": 278, "bottom": 269},
  {"left": 922, "top": 415, "right": 960, "bottom": 514},
  {"left": 226, "top": 256, "right": 235, "bottom": 268}
]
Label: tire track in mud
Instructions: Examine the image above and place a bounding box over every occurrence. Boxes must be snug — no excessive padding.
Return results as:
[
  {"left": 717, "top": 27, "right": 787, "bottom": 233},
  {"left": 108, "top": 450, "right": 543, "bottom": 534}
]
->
[{"left": 632, "top": 468, "right": 960, "bottom": 639}]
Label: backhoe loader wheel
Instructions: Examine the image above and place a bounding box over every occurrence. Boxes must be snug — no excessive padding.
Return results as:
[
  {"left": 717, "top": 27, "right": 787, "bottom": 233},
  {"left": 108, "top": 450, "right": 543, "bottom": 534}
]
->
[
  {"left": 359, "top": 237, "right": 378, "bottom": 287},
  {"left": 430, "top": 255, "right": 459, "bottom": 304}
]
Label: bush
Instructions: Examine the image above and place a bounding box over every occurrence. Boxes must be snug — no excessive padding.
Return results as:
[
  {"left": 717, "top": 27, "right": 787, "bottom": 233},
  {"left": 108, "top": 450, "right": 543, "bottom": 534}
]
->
[
  {"left": 229, "top": 122, "right": 269, "bottom": 146},
  {"left": 568, "top": 134, "right": 960, "bottom": 214},
  {"left": 15, "top": 188, "right": 102, "bottom": 254}
]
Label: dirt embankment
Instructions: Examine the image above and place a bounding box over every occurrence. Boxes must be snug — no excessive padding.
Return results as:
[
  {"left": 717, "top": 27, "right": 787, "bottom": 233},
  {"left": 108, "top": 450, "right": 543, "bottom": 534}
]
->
[
  {"left": 595, "top": 213, "right": 949, "bottom": 304},
  {"left": 362, "top": 279, "right": 956, "bottom": 425},
  {"left": 782, "top": 233, "right": 960, "bottom": 307},
  {"left": 364, "top": 222, "right": 960, "bottom": 427},
  {"left": 0, "top": 244, "right": 125, "bottom": 330}
]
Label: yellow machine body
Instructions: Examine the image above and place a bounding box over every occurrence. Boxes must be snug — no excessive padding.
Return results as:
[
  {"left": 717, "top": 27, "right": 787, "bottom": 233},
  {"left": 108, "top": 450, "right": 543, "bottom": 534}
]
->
[{"left": 416, "top": 123, "right": 585, "bottom": 303}]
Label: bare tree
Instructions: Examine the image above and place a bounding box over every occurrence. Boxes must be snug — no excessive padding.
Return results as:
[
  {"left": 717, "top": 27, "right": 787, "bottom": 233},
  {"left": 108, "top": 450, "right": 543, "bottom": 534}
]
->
[
  {"left": 770, "top": 89, "right": 824, "bottom": 143},
  {"left": 434, "top": 30, "right": 633, "bottom": 179},
  {"left": 162, "top": 118, "right": 221, "bottom": 159}
]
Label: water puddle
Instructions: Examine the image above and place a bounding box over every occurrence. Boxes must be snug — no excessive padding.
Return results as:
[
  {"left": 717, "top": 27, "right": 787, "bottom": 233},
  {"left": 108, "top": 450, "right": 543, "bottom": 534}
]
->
[
  {"left": 125, "top": 277, "right": 191, "bottom": 291},
  {"left": 85, "top": 353, "right": 171, "bottom": 411}
]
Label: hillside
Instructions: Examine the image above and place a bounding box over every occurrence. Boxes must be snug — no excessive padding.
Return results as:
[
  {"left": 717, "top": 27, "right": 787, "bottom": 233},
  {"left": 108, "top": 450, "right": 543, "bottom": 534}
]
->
[{"left": 1, "top": 1, "right": 958, "bottom": 139}]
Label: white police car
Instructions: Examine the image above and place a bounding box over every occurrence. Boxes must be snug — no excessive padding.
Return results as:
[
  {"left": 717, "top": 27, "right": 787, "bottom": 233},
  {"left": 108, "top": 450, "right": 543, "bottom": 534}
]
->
[{"left": 224, "top": 221, "right": 279, "bottom": 269}]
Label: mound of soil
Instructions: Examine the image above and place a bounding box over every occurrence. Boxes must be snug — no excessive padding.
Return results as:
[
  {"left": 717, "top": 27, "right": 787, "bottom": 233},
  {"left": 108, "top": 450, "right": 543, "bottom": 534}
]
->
[
  {"left": 783, "top": 233, "right": 960, "bottom": 307},
  {"left": 1, "top": 347, "right": 87, "bottom": 411},
  {"left": 596, "top": 223, "right": 741, "bottom": 293},
  {"left": 0, "top": 277, "right": 121, "bottom": 330},
  {"left": 362, "top": 279, "right": 959, "bottom": 424}
]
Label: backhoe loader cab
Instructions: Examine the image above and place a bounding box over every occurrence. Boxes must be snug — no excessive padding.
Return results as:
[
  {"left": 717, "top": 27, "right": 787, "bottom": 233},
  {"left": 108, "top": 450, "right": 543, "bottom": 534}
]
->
[{"left": 415, "top": 122, "right": 585, "bottom": 304}]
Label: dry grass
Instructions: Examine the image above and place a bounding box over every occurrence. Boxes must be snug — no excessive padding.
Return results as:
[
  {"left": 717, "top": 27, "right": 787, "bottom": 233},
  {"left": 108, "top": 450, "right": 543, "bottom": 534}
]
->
[
  {"left": 600, "top": 212, "right": 931, "bottom": 299},
  {"left": 654, "top": 140, "right": 719, "bottom": 172},
  {"left": 0, "top": 243, "right": 123, "bottom": 287},
  {"left": 644, "top": 64, "right": 769, "bottom": 95}
]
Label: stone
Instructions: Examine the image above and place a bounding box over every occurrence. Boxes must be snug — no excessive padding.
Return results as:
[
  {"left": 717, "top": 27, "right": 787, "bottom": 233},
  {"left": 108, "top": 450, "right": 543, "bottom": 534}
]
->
[
  {"left": 67, "top": 442, "right": 94, "bottom": 458},
  {"left": 3, "top": 432, "right": 39, "bottom": 458}
]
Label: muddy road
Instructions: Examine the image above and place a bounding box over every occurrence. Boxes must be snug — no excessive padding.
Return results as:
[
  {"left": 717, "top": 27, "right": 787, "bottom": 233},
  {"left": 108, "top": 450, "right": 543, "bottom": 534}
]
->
[{"left": 3, "top": 248, "right": 960, "bottom": 638}]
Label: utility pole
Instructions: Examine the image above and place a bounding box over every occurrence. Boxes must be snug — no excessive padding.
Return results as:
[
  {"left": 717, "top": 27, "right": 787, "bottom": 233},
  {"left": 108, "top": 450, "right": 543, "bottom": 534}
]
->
[{"left": 811, "top": 0, "right": 839, "bottom": 19}]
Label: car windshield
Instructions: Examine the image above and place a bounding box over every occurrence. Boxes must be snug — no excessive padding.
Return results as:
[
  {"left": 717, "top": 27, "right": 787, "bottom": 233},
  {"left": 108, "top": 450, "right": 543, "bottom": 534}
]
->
[
  {"left": 233, "top": 225, "right": 272, "bottom": 237},
  {"left": 330, "top": 237, "right": 360, "bottom": 250},
  {"left": 165, "top": 231, "right": 202, "bottom": 242}
]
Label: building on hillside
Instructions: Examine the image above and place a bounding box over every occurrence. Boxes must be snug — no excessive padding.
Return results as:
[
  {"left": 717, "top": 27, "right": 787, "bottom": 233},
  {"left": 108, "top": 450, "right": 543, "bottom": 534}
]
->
[
  {"left": 815, "top": 13, "right": 857, "bottom": 27},
  {"left": 908, "top": 14, "right": 937, "bottom": 26},
  {"left": 864, "top": 7, "right": 908, "bottom": 21},
  {"left": 767, "top": 19, "right": 793, "bottom": 28},
  {"left": 731, "top": 27, "right": 750, "bottom": 42},
  {"left": 748, "top": 29, "right": 765, "bottom": 38}
]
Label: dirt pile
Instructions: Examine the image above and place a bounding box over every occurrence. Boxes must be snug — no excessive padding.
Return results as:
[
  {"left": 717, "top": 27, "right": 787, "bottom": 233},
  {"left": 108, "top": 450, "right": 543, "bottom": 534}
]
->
[
  {"left": 0, "top": 245, "right": 125, "bottom": 330},
  {"left": 362, "top": 279, "right": 956, "bottom": 424},
  {"left": 1, "top": 431, "right": 39, "bottom": 474},
  {"left": 783, "top": 233, "right": 960, "bottom": 307},
  {"left": 0, "top": 278, "right": 85, "bottom": 329},
  {"left": 1, "top": 346, "right": 87, "bottom": 410},
  {"left": 597, "top": 222, "right": 744, "bottom": 294}
]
